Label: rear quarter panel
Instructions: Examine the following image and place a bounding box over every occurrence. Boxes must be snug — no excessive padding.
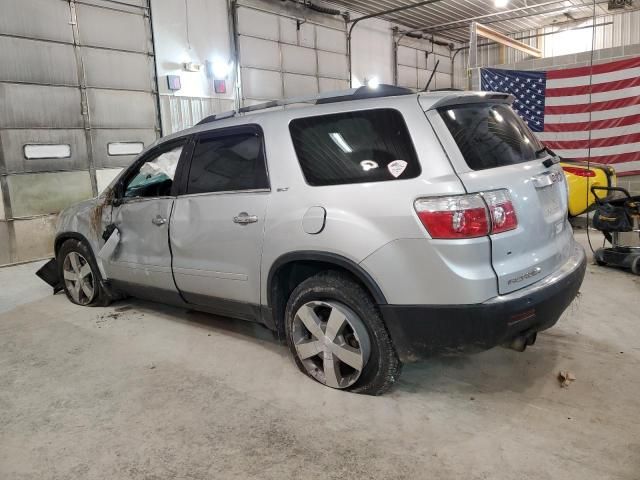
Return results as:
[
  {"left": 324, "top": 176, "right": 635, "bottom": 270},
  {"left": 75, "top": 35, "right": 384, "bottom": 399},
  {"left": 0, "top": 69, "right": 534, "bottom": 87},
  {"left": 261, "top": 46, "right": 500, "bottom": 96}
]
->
[{"left": 257, "top": 96, "right": 477, "bottom": 305}]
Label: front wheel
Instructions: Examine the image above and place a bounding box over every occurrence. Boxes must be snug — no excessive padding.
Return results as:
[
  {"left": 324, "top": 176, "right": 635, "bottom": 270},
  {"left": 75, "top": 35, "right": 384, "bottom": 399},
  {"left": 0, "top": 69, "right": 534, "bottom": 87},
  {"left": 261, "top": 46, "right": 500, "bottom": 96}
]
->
[
  {"left": 58, "top": 239, "right": 110, "bottom": 306},
  {"left": 284, "top": 271, "right": 401, "bottom": 395}
]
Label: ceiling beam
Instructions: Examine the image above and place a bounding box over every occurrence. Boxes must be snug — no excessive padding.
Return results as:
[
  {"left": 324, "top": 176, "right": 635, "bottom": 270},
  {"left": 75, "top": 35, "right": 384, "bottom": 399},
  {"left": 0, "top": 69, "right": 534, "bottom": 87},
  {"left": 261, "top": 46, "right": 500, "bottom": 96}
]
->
[{"left": 474, "top": 22, "right": 543, "bottom": 58}]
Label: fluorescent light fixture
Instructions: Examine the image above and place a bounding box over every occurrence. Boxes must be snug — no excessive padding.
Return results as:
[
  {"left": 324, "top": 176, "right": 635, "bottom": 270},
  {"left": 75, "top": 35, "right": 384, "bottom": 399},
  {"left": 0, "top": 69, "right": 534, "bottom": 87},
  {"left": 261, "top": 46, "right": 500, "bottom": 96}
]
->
[
  {"left": 329, "top": 132, "right": 353, "bottom": 153},
  {"left": 367, "top": 77, "right": 380, "bottom": 89},
  {"left": 494, "top": 0, "right": 509, "bottom": 7}
]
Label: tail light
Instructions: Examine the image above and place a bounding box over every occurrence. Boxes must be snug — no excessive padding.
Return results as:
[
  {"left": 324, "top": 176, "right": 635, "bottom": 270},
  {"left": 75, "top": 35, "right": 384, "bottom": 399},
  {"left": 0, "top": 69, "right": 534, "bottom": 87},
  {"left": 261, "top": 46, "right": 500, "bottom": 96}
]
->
[
  {"left": 415, "top": 194, "right": 489, "bottom": 239},
  {"left": 562, "top": 165, "right": 595, "bottom": 177},
  {"left": 482, "top": 190, "right": 518, "bottom": 234},
  {"left": 414, "top": 190, "right": 517, "bottom": 239}
]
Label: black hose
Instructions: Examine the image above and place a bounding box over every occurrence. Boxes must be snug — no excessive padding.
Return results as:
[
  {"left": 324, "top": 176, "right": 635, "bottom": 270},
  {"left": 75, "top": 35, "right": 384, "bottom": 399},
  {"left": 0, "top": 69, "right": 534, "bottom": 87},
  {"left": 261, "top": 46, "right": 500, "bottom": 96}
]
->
[{"left": 305, "top": 2, "right": 341, "bottom": 15}]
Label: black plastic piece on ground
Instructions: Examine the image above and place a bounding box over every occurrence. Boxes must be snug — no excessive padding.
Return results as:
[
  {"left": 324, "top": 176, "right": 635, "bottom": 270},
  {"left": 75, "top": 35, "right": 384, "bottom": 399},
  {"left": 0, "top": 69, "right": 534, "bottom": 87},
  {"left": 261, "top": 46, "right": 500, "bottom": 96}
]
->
[{"left": 36, "top": 258, "right": 63, "bottom": 293}]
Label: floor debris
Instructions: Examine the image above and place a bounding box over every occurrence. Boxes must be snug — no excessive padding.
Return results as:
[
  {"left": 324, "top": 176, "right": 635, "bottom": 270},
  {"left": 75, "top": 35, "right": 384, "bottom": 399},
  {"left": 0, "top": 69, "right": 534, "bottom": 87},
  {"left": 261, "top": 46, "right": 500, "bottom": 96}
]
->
[{"left": 558, "top": 370, "right": 576, "bottom": 388}]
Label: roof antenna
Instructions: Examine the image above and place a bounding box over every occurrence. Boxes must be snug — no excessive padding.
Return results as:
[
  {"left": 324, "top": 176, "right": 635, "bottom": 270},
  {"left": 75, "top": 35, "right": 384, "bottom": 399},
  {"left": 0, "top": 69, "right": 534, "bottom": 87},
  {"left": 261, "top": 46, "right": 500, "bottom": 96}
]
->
[{"left": 421, "top": 59, "right": 440, "bottom": 92}]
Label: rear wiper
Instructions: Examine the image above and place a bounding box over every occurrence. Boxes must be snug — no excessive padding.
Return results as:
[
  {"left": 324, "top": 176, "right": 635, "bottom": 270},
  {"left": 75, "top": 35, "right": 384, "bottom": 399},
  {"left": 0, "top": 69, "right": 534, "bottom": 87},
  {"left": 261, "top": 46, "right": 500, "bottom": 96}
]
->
[{"left": 536, "top": 146, "right": 560, "bottom": 168}]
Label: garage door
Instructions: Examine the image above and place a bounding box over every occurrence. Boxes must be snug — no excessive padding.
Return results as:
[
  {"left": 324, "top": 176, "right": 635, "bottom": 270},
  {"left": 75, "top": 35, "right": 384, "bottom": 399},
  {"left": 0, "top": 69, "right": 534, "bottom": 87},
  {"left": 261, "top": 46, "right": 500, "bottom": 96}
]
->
[
  {"left": 0, "top": 0, "right": 160, "bottom": 265},
  {"left": 396, "top": 42, "right": 452, "bottom": 91},
  {"left": 234, "top": 2, "right": 349, "bottom": 106}
]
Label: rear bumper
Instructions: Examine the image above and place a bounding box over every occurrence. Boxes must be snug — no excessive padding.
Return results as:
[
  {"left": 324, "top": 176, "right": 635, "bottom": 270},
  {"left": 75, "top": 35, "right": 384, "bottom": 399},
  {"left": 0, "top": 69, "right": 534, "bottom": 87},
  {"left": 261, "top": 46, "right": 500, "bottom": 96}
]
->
[{"left": 380, "top": 242, "right": 587, "bottom": 363}]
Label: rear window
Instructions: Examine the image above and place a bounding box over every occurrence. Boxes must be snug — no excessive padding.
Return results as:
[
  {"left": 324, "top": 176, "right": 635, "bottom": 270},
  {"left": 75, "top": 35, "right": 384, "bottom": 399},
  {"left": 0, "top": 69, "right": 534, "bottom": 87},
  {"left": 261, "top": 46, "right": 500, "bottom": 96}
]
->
[
  {"left": 439, "top": 103, "right": 543, "bottom": 171},
  {"left": 289, "top": 109, "right": 420, "bottom": 186}
]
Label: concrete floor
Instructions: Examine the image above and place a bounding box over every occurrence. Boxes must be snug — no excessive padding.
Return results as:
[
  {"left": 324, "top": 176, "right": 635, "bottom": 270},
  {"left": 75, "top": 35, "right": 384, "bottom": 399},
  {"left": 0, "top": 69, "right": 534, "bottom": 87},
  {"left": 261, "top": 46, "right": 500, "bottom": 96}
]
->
[{"left": 1, "top": 231, "right": 639, "bottom": 479}]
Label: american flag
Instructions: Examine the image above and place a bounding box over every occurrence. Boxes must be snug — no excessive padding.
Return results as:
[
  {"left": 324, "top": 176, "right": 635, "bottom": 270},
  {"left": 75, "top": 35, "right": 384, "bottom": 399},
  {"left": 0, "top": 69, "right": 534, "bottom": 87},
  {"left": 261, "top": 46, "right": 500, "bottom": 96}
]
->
[{"left": 481, "top": 57, "right": 640, "bottom": 176}]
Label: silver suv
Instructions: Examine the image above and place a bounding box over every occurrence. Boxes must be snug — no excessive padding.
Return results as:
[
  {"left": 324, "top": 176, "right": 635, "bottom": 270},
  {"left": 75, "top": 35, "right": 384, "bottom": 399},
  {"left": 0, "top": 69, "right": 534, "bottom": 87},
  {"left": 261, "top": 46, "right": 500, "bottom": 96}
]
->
[{"left": 42, "top": 86, "right": 586, "bottom": 395}]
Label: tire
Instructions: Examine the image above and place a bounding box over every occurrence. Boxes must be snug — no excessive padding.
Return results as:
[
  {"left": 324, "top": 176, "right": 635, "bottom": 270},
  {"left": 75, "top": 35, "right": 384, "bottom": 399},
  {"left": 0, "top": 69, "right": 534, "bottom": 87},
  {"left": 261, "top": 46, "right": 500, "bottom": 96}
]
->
[
  {"left": 58, "top": 239, "right": 111, "bottom": 307},
  {"left": 284, "top": 271, "right": 401, "bottom": 395},
  {"left": 631, "top": 256, "right": 640, "bottom": 276}
]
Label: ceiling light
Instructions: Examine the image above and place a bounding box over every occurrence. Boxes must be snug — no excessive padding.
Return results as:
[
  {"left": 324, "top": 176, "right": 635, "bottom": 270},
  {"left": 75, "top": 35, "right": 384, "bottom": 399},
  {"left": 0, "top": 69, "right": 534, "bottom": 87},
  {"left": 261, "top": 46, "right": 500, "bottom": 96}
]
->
[
  {"left": 494, "top": 0, "right": 509, "bottom": 7},
  {"left": 329, "top": 132, "right": 353, "bottom": 153}
]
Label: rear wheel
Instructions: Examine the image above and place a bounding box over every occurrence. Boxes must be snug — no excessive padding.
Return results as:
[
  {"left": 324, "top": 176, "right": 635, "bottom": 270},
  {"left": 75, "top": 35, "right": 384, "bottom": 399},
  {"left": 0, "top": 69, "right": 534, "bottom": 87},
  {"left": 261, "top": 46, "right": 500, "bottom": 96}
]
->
[
  {"left": 58, "top": 239, "right": 110, "bottom": 306},
  {"left": 284, "top": 271, "right": 401, "bottom": 395},
  {"left": 631, "top": 256, "right": 640, "bottom": 276}
]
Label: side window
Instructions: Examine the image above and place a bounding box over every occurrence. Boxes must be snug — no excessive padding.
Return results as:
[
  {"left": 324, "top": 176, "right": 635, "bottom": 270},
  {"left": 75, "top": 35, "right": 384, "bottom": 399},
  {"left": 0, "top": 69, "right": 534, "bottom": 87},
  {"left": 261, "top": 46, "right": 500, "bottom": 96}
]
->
[
  {"left": 185, "top": 132, "right": 268, "bottom": 195},
  {"left": 289, "top": 109, "right": 421, "bottom": 186},
  {"left": 124, "top": 144, "right": 183, "bottom": 198}
]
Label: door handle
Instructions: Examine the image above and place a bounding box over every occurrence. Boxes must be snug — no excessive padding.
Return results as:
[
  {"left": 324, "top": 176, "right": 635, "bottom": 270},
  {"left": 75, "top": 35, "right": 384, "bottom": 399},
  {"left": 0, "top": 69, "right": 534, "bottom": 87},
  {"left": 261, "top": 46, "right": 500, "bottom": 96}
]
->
[
  {"left": 233, "top": 212, "right": 258, "bottom": 225},
  {"left": 152, "top": 215, "right": 167, "bottom": 226}
]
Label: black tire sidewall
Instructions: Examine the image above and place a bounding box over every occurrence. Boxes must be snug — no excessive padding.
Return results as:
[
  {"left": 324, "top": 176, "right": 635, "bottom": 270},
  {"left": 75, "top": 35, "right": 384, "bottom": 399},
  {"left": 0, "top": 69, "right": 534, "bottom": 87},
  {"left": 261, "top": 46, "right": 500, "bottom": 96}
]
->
[
  {"left": 57, "top": 239, "right": 103, "bottom": 306},
  {"left": 284, "top": 273, "right": 396, "bottom": 394}
]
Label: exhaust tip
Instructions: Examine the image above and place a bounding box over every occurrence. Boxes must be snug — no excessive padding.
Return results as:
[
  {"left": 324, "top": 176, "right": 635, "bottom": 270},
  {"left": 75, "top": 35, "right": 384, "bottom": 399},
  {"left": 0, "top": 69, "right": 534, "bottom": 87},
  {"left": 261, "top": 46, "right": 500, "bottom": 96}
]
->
[{"left": 505, "top": 331, "right": 537, "bottom": 352}]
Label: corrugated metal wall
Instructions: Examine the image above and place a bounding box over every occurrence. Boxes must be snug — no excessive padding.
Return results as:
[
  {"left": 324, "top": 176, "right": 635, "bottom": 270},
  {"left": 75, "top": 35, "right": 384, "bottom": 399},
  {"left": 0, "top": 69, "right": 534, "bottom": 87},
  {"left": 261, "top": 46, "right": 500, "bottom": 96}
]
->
[
  {"left": 0, "top": 0, "right": 160, "bottom": 265},
  {"left": 453, "top": 9, "right": 640, "bottom": 89}
]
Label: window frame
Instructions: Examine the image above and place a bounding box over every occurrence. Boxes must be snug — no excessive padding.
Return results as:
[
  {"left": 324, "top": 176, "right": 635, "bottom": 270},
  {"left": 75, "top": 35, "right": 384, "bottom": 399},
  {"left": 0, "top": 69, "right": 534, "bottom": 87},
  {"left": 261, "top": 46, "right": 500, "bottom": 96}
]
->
[
  {"left": 113, "top": 136, "right": 191, "bottom": 204},
  {"left": 176, "top": 124, "right": 271, "bottom": 198},
  {"left": 288, "top": 108, "right": 421, "bottom": 187}
]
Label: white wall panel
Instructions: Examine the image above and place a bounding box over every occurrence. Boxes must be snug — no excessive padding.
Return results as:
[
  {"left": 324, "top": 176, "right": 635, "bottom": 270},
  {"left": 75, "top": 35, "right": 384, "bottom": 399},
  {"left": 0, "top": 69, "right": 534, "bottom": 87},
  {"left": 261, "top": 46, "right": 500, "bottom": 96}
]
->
[
  {"left": 87, "top": 90, "right": 156, "bottom": 129},
  {"left": 237, "top": 7, "right": 278, "bottom": 41},
  {"left": 279, "top": 17, "right": 298, "bottom": 44},
  {"left": 0, "top": 0, "right": 73, "bottom": 43},
  {"left": 418, "top": 69, "right": 431, "bottom": 90},
  {"left": 317, "top": 51, "right": 348, "bottom": 79},
  {"left": 435, "top": 72, "right": 451, "bottom": 89},
  {"left": 239, "top": 36, "right": 280, "bottom": 70},
  {"left": 417, "top": 52, "right": 427, "bottom": 70},
  {"left": 299, "top": 22, "right": 315, "bottom": 48},
  {"left": 82, "top": 48, "right": 152, "bottom": 91},
  {"left": 0, "top": 37, "right": 77, "bottom": 86},
  {"left": 241, "top": 68, "right": 282, "bottom": 100},
  {"left": 398, "top": 46, "right": 417, "bottom": 67},
  {"left": 284, "top": 73, "right": 318, "bottom": 98},
  {"left": 316, "top": 26, "right": 346, "bottom": 54},
  {"left": 319, "top": 77, "right": 349, "bottom": 93},
  {"left": 76, "top": 4, "right": 148, "bottom": 53},
  {"left": 281, "top": 44, "right": 317, "bottom": 75},
  {"left": 398, "top": 65, "right": 418, "bottom": 89}
]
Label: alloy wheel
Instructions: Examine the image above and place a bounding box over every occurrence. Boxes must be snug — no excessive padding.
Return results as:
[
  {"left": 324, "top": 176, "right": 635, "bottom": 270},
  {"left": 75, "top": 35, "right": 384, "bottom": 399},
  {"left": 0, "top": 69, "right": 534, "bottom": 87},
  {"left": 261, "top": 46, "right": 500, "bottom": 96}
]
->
[
  {"left": 292, "top": 300, "right": 371, "bottom": 389},
  {"left": 62, "top": 252, "right": 95, "bottom": 305}
]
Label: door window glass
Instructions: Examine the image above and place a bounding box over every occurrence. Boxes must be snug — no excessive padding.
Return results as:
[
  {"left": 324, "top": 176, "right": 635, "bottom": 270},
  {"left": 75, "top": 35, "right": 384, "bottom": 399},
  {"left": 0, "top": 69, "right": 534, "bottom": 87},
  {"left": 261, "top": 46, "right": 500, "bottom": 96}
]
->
[
  {"left": 124, "top": 145, "right": 183, "bottom": 198},
  {"left": 185, "top": 133, "right": 268, "bottom": 194}
]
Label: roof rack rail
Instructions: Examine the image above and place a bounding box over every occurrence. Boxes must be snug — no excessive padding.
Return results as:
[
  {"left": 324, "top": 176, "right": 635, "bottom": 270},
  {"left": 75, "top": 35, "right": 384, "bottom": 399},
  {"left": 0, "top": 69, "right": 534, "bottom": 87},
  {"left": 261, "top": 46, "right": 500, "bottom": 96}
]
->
[{"left": 195, "top": 85, "right": 414, "bottom": 126}]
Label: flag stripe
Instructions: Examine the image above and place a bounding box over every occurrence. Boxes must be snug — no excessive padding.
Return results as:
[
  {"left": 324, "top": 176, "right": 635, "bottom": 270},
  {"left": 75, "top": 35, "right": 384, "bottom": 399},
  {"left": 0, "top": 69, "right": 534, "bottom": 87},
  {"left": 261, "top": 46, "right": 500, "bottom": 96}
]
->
[
  {"left": 545, "top": 56, "right": 640, "bottom": 79},
  {"left": 553, "top": 141, "right": 640, "bottom": 158},
  {"left": 543, "top": 113, "right": 640, "bottom": 132},
  {"left": 544, "top": 131, "right": 640, "bottom": 150},
  {"left": 538, "top": 122, "right": 640, "bottom": 141},
  {"left": 545, "top": 85, "right": 640, "bottom": 106},
  {"left": 566, "top": 153, "right": 640, "bottom": 168},
  {"left": 544, "top": 94, "right": 640, "bottom": 114},
  {"left": 546, "top": 76, "right": 640, "bottom": 97},
  {"left": 545, "top": 66, "right": 640, "bottom": 89},
  {"left": 545, "top": 104, "right": 640, "bottom": 124}
]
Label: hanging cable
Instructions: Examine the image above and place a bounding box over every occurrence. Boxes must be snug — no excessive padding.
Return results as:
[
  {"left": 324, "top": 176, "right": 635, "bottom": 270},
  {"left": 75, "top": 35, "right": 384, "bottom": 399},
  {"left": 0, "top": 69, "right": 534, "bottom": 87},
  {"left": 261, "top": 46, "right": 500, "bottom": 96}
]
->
[{"left": 585, "top": 0, "right": 598, "bottom": 255}]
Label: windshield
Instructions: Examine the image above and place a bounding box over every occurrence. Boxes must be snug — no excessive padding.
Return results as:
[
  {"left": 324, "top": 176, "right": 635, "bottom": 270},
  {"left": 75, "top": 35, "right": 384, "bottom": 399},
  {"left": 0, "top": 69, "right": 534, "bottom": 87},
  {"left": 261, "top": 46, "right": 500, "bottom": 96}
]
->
[{"left": 439, "top": 103, "right": 543, "bottom": 171}]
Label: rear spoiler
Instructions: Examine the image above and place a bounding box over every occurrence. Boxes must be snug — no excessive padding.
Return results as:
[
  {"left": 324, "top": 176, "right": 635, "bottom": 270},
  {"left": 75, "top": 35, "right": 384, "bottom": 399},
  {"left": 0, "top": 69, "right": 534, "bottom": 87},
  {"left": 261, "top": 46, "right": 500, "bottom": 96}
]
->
[{"left": 427, "top": 93, "right": 514, "bottom": 110}]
